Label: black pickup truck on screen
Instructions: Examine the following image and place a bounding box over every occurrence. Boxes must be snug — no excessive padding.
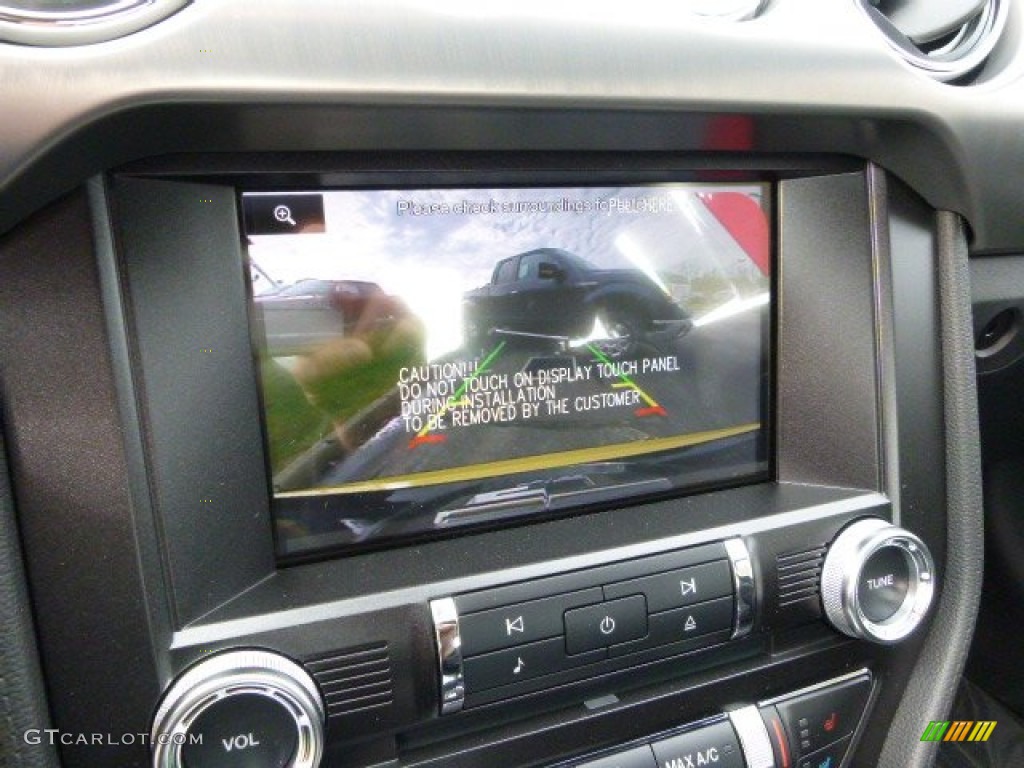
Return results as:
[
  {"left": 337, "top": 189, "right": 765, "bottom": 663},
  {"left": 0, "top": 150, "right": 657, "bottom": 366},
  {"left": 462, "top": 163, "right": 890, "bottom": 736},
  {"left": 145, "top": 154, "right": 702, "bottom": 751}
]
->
[{"left": 462, "top": 248, "right": 692, "bottom": 357}]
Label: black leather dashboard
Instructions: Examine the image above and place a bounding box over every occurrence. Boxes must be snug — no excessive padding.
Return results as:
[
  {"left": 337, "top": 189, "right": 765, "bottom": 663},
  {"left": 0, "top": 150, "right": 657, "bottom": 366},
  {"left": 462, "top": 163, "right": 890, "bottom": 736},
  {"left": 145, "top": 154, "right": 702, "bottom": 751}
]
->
[{"left": 0, "top": 3, "right": 1008, "bottom": 768}]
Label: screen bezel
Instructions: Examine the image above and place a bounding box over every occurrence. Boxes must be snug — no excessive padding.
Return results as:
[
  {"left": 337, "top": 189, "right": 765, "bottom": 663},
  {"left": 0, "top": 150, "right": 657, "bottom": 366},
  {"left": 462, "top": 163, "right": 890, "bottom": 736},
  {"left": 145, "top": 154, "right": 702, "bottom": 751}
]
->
[{"left": 108, "top": 154, "right": 886, "bottom": 626}]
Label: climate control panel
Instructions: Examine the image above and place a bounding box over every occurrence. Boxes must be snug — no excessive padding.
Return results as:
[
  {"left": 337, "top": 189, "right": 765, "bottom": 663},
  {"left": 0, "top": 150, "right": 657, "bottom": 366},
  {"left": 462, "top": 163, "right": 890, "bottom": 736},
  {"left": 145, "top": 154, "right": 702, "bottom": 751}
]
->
[{"left": 557, "top": 671, "right": 871, "bottom": 768}]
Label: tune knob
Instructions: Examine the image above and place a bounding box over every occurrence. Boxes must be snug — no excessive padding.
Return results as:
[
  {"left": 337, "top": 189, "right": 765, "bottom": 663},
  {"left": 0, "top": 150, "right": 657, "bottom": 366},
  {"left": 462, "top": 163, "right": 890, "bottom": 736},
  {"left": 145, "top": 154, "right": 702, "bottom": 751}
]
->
[
  {"left": 820, "top": 518, "right": 936, "bottom": 644},
  {"left": 151, "top": 649, "right": 324, "bottom": 768}
]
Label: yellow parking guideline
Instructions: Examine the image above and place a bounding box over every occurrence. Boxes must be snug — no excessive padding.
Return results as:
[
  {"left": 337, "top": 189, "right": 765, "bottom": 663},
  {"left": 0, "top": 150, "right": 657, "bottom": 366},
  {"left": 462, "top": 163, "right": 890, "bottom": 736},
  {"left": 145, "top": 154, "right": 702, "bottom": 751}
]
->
[
  {"left": 281, "top": 422, "right": 761, "bottom": 496},
  {"left": 586, "top": 343, "right": 661, "bottom": 410}
]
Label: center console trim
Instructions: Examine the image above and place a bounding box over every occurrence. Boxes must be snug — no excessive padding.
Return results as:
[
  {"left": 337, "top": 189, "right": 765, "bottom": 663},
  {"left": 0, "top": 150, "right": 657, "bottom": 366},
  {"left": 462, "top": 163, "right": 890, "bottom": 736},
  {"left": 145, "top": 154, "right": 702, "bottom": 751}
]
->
[{"left": 174, "top": 491, "right": 889, "bottom": 648}]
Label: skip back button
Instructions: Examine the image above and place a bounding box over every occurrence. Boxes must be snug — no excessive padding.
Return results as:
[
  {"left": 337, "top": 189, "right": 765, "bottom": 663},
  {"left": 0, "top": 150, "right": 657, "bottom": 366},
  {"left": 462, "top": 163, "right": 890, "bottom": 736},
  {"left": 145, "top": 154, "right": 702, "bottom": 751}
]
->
[{"left": 458, "top": 588, "right": 604, "bottom": 656}]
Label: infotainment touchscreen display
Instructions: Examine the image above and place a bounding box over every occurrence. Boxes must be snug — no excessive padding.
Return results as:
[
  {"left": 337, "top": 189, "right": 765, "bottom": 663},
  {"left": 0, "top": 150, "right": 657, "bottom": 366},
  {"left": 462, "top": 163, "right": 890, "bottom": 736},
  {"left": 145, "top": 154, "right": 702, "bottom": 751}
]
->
[{"left": 242, "top": 183, "right": 771, "bottom": 558}]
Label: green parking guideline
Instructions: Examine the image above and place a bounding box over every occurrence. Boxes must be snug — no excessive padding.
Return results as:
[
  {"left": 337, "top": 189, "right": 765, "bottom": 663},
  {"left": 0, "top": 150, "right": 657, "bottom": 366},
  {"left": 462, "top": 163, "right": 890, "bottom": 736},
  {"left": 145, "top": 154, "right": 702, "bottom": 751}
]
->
[{"left": 410, "top": 340, "right": 507, "bottom": 448}]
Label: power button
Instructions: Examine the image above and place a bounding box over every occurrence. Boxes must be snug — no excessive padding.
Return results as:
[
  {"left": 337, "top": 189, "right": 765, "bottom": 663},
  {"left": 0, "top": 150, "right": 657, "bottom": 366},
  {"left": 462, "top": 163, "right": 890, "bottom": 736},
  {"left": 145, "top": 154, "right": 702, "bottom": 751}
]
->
[{"left": 564, "top": 595, "right": 648, "bottom": 654}]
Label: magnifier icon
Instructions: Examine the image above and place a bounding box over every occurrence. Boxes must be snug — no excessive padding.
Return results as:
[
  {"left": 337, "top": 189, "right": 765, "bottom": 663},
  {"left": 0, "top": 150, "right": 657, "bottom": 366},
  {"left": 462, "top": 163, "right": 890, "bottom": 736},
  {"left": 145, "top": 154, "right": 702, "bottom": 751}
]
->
[{"left": 273, "top": 205, "right": 297, "bottom": 226}]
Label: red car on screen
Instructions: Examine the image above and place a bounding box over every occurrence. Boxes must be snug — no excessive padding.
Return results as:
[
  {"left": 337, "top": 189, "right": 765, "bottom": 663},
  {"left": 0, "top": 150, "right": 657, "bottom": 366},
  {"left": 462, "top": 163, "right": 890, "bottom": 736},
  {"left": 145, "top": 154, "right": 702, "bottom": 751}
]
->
[{"left": 256, "top": 278, "right": 404, "bottom": 354}]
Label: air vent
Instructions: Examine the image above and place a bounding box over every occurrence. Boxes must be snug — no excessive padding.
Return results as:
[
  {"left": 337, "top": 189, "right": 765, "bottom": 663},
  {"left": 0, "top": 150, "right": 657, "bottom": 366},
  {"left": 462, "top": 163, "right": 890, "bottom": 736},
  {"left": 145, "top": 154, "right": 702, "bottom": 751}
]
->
[
  {"left": 304, "top": 643, "right": 394, "bottom": 719},
  {"left": 859, "top": 0, "right": 1009, "bottom": 82},
  {"left": 776, "top": 544, "right": 827, "bottom": 608}
]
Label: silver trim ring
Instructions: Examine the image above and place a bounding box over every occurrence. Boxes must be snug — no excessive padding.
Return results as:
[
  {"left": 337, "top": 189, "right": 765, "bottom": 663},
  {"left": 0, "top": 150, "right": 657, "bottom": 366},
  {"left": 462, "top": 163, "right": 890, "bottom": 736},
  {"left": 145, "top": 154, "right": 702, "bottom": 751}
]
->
[
  {"left": 0, "top": 0, "right": 189, "bottom": 47},
  {"left": 821, "top": 518, "right": 936, "bottom": 644},
  {"left": 858, "top": 0, "right": 1009, "bottom": 82},
  {"left": 728, "top": 706, "right": 774, "bottom": 768},
  {"left": 150, "top": 649, "right": 324, "bottom": 768}
]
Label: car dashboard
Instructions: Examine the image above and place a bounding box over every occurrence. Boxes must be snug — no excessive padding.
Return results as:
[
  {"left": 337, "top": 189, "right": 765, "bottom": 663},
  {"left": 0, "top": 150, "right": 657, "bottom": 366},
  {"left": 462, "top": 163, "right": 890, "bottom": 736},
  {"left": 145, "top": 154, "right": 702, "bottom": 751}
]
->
[{"left": 1, "top": 2, "right": 1022, "bottom": 768}]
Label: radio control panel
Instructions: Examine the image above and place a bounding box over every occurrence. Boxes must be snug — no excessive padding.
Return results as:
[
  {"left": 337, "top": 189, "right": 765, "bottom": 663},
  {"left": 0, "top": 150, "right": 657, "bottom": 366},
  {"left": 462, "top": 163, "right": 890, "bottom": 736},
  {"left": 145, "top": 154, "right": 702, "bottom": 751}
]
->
[{"left": 431, "top": 538, "right": 754, "bottom": 712}]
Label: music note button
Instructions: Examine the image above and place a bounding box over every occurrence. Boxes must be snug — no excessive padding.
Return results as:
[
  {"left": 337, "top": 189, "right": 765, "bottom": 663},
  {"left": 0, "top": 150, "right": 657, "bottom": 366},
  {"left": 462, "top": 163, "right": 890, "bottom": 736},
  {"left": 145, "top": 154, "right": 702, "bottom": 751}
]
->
[{"left": 462, "top": 637, "right": 606, "bottom": 692}]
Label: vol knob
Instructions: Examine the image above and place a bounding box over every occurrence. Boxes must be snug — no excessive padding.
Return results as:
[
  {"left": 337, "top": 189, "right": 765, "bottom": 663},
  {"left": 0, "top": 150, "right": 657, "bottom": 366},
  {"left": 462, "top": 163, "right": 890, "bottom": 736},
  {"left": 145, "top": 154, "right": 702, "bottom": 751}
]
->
[
  {"left": 820, "top": 518, "right": 936, "bottom": 644},
  {"left": 151, "top": 649, "right": 324, "bottom": 768}
]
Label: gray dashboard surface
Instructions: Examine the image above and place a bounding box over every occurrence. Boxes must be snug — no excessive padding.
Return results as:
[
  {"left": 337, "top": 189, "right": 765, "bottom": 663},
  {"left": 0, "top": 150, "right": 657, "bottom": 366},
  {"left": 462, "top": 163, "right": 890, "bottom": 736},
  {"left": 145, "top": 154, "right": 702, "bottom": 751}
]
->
[{"left": 0, "top": 0, "right": 1023, "bottom": 252}]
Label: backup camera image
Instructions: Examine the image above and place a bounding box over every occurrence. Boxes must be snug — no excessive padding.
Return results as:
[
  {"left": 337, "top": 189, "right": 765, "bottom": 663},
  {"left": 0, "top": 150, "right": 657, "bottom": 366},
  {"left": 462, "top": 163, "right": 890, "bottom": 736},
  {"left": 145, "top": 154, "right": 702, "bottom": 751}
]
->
[{"left": 243, "top": 184, "right": 771, "bottom": 556}]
